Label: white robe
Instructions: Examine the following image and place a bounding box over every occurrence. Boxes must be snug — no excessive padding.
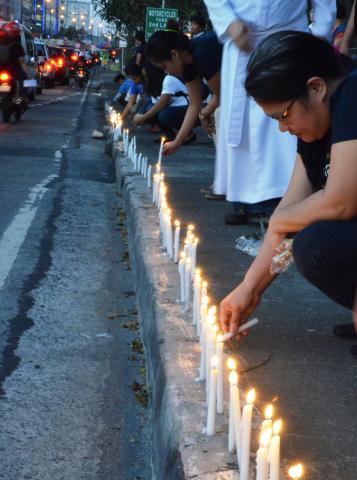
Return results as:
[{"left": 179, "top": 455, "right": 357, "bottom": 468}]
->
[{"left": 203, "top": 0, "right": 336, "bottom": 203}]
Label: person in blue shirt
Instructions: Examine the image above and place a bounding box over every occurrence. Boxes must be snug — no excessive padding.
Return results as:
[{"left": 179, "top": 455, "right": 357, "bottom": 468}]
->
[
  {"left": 120, "top": 64, "right": 144, "bottom": 122},
  {"left": 113, "top": 72, "right": 134, "bottom": 107}
]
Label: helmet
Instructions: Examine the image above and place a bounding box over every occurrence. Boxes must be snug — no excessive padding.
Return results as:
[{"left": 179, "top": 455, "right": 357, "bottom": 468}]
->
[{"left": 0, "top": 21, "right": 21, "bottom": 38}]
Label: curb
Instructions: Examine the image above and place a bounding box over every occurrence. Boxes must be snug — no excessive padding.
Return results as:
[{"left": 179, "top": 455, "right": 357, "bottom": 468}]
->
[{"left": 112, "top": 142, "right": 244, "bottom": 480}]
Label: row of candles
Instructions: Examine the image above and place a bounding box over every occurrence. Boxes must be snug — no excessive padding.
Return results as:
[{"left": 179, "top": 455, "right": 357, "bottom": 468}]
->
[{"left": 107, "top": 106, "right": 304, "bottom": 480}]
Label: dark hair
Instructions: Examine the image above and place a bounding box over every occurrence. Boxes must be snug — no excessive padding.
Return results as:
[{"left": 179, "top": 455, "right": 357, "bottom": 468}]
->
[
  {"left": 166, "top": 19, "right": 181, "bottom": 32},
  {"left": 336, "top": 1, "right": 346, "bottom": 20},
  {"left": 125, "top": 63, "right": 142, "bottom": 77},
  {"left": 245, "top": 31, "right": 352, "bottom": 102},
  {"left": 135, "top": 30, "right": 146, "bottom": 44},
  {"left": 143, "top": 62, "right": 165, "bottom": 97},
  {"left": 190, "top": 14, "right": 206, "bottom": 29},
  {"left": 146, "top": 30, "right": 191, "bottom": 63},
  {"left": 114, "top": 72, "right": 125, "bottom": 82}
]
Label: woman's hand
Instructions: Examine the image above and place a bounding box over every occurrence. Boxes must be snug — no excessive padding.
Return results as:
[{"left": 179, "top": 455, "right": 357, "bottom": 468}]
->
[
  {"left": 163, "top": 140, "right": 180, "bottom": 156},
  {"left": 228, "top": 20, "right": 253, "bottom": 52},
  {"left": 133, "top": 114, "right": 144, "bottom": 125},
  {"left": 219, "top": 282, "right": 261, "bottom": 338}
]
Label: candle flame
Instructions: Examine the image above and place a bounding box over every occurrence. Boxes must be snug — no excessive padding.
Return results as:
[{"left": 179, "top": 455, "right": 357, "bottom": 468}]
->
[
  {"left": 208, "top": 305, "right": 217, "bottom": 316},
  {"left": 180, "top": 251, "right": 186, "bottom": 260},
  {"left": 265, "top": 404, "right": 273, "bottom": 420},
  {"left": 202, "top": 281, "right": 208, "bottom": 289},
  {"left": 202, "top": 295, "right": 209, "bottom": 305},
  {"left": 246, "top": 388, "right": 255, "bottom": 404},
  {"left": 260, "top": 428, "right": 272, "bottom": 448},
  {"left": 211, "top": 355, "right": 218, "bottom": 369},
  {"left": 175, "top": 220, "right": 180, "bottom": 227},
  {"left": 161, "top": 136, "right": 166, "bottom": 143},
  {"left": 187, "top": 224, "right": 194, "bottom": 231},
  {"left": 288, "top": 464, "right": 303, "bottom": 479},
  {"left": 212, "top": 325, "right": 219, "bottom": 334},
  {"left": 195, "top": 267, "right": 201, "bottom": 275},
  {"left": 229, "top": 370, "right": 238, "bottom": 386},
  {"left": 194, "top": 237, "right": 199, "bottom": 244},
  {"left": 227, "top": 357, "right": 237, "bottom": 371},
  {"left": 217, "top": 333, "right": 224, "bottom": 343},
  {"left": 273, "top": 419, "right": 282, "bottom": 436}
]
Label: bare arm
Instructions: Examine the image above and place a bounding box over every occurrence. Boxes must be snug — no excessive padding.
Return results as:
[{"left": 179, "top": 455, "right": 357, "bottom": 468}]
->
[
  {"left": 162, "top": 76, "right": 202, "bottom": 155},
  {"left": 340, "top": 0, "right": 356, "bottom": 55},
  {"left": 121, "top": 94, "right": 137, "bottom": 122},
  {"left": 220, "top": 154, "right": 314, "bottom": 335},
  {"left": 134, "top": 94, "right": 171, "bottom": 125},
  {"left": 200, "top": 71, "right": 220, "bottom": 118}
]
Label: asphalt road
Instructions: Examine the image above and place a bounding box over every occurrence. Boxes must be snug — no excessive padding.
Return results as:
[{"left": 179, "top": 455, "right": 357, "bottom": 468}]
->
[{"left": 0, "top": 72, "right": 152, "bottom": 479}]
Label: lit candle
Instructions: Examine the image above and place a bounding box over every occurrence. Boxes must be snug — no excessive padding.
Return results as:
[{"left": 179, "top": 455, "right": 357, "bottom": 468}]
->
[
  {"left": 256, "top": 428, "right": 272, "bottom": 480},
  {"left": 184, "top": 258, "right": 191, "bottom": 312},
  {"left": 228, "top": 369, "right": 241, "bottom": 455},
  {"left": 206, "top": 355, "right": 218, "bottom": 436},
  {"left": 216, "top": 334, "right": 224, "bottom": 414},
  {"left": 261, "top": 404, "right": 273, "bottom": 437},
  {"left": 288, "top": 464, "right": 303, "bottom": 479},
  {"left": 199, "top": 295, "right": 209, "bottom": 381},
  {"left": 158, "top": 136, "right": 165, "bottom": 165},
  {"left": 186, "top": 224, "right": 194, "bottom": 240},
  {"left": 178, "top": 252, "right": 186, "bottom": 303},
  {"left": 192, "top": 269, "right": 201, "bottom": 326},
  {"left": 205, "top": 310, "right": 217, "bottom": 388},
  {"left": 166, "top": 209, "right": 173, "bottom": 259},
  {"left": 240, "top": 388, "right": 255, "bottom": 480},
  {"left": 190, "top": 237, "right": 198, "bottom": 280},
  {"left": 173, "top": 220, "right": 181, "bottom": 263},
  {"left": 269, "top": 420, "right": 282, "bottom": 480},
  {"left": 147, "top": 165, "right": 152, "bottom": 188}
]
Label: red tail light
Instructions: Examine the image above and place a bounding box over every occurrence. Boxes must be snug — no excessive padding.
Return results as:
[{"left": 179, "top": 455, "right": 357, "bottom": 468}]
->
[
  {"left": 0, "top": 71, "right": 11, "bottom": 82},
  {"left": 57, "top": 57, "right": 64, "bottom": 67},
  {"left": 71, "top": 53, "right": 78, "bottom": 62}
]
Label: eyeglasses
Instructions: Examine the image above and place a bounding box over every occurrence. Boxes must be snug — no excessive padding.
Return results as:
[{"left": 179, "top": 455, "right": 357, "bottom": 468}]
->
[{"left": 269, "top": 98, "right": 297, "bottom": 121}]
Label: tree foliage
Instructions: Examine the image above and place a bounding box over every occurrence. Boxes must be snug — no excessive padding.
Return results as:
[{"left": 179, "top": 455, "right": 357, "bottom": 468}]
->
[{"left": 92, "top": 0, "right": 208, "bottom": 34}]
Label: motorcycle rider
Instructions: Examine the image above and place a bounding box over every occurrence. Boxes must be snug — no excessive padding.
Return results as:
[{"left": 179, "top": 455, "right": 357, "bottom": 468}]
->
[{"left": 0, "top": 22, "right": 30, "bottom": 97}]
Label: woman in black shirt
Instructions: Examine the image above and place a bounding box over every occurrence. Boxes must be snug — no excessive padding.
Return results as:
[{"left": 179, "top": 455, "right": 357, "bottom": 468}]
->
[
  {"left": 146, "top": 30, "right": 222, "bottom": 154},
  {"left": 219, "top": 31, "right": 357, "bottom": 356}
]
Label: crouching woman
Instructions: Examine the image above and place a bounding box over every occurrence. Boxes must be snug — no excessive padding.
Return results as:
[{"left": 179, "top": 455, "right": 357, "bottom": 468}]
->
[{"left": 220, "top": 31, "right": 357, "bottom": 355}]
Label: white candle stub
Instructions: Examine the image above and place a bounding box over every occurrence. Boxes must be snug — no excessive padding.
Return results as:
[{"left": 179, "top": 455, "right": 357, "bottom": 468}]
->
[{"left": 222, "top": 318, "right": 259, "bottom": 341}]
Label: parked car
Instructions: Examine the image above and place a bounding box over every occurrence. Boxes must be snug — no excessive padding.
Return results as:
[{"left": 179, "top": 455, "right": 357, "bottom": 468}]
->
[
  {"left": 48, "top": 46, "right": 70, "bottom": 85},
  {"left": 34, "top": 38, "right": 55, "bottom": 88}
]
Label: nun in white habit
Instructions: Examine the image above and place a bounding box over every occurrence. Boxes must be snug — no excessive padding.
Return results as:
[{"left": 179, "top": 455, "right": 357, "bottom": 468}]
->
[{"left": 203, "top": 0, "right": 336, "bottom": 219}]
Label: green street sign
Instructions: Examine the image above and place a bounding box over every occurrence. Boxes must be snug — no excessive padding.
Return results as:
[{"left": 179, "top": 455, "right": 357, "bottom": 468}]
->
[{"left": 146, "top": 7, "right": 179, "bottom": 40}]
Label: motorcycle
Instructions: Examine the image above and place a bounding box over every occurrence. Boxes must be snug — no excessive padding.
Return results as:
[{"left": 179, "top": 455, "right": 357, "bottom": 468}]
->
[
  {"left": 75, "top": 66, "right": 88, "bottom": 88},
  {"left": 0, "top": 70, "right": 27, "bottom": 122}
]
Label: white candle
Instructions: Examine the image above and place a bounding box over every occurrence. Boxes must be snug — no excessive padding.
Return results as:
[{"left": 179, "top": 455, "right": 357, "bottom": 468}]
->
[
  {"left": 256, "top": 429, "right": 272, "bottom": 480},
  {"left": 199, "top": 295, "right": 209, "bottom": 381},
  {"left": 178, "top": 252, "right": 186, "bottom": 303},
  {"left": 184, "top": 259, "right": 191, "bottom": 312},
  {"left": 158, "top": 136, "right": 165, "bottom": 165},
  {"left": 205, "top": 311, "right": 217, "bottom": 390},
  {"left": 186, "top": 224, "right": 194, "bottom": 240},
  {"left": 147, "top": 165, "right": 152, "bottom": 188},
  {"left": 193, "top": 270, "right": 201, "bottom": 326},
  {"left": 190, "top": 237, "right": 198, "bottom": 279},
  {"left": 166, "top": 209, "right": 173, "bottom": 259},
  {"left": 228, "top": 369, "right": 241, "bottom": 455},
  {"left": 216, "top": 334, "right": 224, "bottom": 414},
  {"left": 206, "top": 355, "right": 218, "bottom": 436},
  {"left": 269, "top": 420, "right": 282, "bottom": 480},
  {"left": 261, "top": 404, "right": 273, "bottom": 437},
  {"left": 240, "top": 388, "right": 255, "bottom": 480},
  {"left": 173, "top": 220, "right": 181, "bottom": 263},
  {"left": 288, "top": 464, "right": 303, "bottom": 479}
]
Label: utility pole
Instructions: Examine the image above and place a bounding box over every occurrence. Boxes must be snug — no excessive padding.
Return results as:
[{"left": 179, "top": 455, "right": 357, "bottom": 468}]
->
[{"left": 162, "top": 0, "right": 165, "bottom": 7}]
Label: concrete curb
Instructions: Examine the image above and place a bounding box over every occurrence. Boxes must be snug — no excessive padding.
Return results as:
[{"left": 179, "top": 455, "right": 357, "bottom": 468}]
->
[{"left": 111, "top": 143, "right": 245, "bottom": 480}]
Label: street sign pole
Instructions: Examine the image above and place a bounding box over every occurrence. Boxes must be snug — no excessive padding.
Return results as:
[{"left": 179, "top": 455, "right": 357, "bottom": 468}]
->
[{"left": 162, "top": 0, "right": 165, "bottom": 7}]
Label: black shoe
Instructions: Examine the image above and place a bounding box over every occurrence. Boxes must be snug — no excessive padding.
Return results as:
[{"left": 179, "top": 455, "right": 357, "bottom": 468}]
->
[
  {"left": 349, "top": 345, "right": 357, "bottom": 356},
  {"left": 224, "top": 210, "right": 248, "bottom": 225},
  {"left": 333, "top": 323, "right": 357, "bottom": 339}
]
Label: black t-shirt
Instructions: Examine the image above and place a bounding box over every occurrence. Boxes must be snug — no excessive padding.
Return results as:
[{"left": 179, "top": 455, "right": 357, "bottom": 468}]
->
[
  {"left": 182, "top": 31, "right": 222, "bottom": 83},
  {"left": 297, "top": 68, "right": 357, "bottom": 191}
]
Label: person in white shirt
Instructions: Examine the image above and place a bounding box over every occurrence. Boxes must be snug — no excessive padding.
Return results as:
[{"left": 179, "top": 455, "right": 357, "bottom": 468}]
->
[
  {"left": 203, "top": 0, "right": 336, "bottom": 224},
  {"left": 134, "top": 74, "right": 196, "bottom": 143}
]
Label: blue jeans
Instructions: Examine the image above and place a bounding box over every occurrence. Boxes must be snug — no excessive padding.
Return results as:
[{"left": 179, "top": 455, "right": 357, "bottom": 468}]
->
[
  {"left": 157, "top": 105, "right": 190, "bottom": 138},
  {"left": 293, "top": 220, "right": 357, "bottom": 311}
]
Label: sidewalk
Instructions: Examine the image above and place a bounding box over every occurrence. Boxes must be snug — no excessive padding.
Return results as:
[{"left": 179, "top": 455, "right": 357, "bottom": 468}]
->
[{"left": 104, "top": 75, "right": 356, "bottom": 479}]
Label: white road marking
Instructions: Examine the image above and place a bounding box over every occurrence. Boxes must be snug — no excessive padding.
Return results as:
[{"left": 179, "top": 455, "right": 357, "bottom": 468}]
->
[
  {"left": 30, "top": 92, "right": 81, "bottom": 108},
  {"left": 0, "top": 156, "right": 61, "bottom": 291}
]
